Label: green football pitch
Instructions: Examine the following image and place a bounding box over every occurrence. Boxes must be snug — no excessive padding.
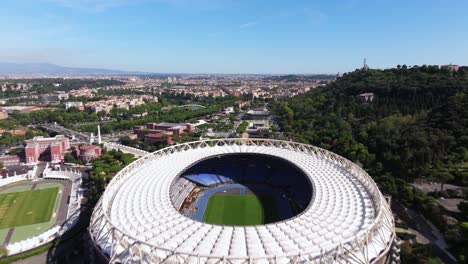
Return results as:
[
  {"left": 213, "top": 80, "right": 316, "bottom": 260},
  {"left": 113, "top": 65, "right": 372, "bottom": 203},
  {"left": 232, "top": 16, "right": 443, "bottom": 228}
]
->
[
  {"left": 0, "top": 187, "right": 59, "bottom": 229},
  {"left": 203, "top": 194, "right": 278, "bottom": 225}
]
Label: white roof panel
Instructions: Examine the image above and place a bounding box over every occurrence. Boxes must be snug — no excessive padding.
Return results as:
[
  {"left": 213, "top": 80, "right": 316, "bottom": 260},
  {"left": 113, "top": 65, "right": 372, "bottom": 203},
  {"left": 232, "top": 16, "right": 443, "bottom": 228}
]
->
[{"left": 89, "top": 139, "right": 395, "bottom": 264}]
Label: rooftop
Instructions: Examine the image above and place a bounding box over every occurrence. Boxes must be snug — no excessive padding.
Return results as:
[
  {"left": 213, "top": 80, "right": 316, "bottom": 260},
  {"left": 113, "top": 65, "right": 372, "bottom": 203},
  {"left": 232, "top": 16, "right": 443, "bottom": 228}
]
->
[
  {"left": 80, "top": 145, "right": 100, "bottom": 151},
  {"left": 156, "top": 122, "right": 185, "bottom": 127},
  {"left": 90, "top": 139, "right": 394, "bottom": 263},
  {"left": 247, "top": 108, "right": 271, "bottom": 116}
]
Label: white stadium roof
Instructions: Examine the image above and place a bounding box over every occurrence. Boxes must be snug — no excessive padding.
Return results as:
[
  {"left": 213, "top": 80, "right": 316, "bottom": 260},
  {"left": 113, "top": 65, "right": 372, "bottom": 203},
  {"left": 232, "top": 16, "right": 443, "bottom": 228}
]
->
[{"left": 90, "top": 139, "right": 396, "bottom": 264}]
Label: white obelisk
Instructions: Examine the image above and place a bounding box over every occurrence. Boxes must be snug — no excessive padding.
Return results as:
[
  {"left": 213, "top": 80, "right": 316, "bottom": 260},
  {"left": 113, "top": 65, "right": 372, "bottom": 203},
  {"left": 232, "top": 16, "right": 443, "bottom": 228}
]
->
[{"left": 97, "top": 125, "right": 102, "bottom": 144}]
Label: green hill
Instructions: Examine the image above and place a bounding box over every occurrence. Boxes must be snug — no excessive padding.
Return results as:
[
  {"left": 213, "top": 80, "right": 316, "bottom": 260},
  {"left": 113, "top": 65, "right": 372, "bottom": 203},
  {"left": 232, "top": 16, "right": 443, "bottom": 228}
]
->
[{"left": 272, "top": 66, "right": 468, "bottom": 261}]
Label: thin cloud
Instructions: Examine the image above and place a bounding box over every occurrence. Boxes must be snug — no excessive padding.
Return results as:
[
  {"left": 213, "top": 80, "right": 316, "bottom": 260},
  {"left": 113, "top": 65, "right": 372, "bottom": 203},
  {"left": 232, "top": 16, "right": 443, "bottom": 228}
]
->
[
  {"left": 280, "top": 8, "right": 328, "bottom": 25},
  {"left": 48, "top": 0, "right": 233, "bottom": 12},
  {"left": 240, "top": 21, "right": 259, "bottom": 29},
  {"left": 304, "top": 9, "right": 327, "bottom": 25},
  {"left": 345, "top": 0, "right": 361, "bottom": 9},
  {"left": 49, "top": 0, "right": 132, "bottom": 12}
]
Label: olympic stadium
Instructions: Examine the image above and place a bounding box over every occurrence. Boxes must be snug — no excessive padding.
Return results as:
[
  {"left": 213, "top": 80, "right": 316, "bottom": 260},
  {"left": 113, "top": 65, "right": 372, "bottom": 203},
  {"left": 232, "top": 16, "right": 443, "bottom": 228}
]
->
[{"left": 89, "top": 139, "right": 399, "bottom": 264}]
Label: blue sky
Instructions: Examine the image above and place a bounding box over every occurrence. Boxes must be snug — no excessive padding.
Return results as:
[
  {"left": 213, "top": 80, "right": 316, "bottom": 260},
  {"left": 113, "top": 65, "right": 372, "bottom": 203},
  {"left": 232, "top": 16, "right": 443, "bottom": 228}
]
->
[{"left": 0, "top": 0, "right": 467, "bottom": 74}]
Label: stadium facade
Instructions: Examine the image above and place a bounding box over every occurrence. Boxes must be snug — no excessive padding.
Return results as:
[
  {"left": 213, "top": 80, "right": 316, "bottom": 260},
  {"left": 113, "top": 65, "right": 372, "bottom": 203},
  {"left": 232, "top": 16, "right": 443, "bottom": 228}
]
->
[{"left": 89, "top": 139, "right": 399, "bottom": 263}]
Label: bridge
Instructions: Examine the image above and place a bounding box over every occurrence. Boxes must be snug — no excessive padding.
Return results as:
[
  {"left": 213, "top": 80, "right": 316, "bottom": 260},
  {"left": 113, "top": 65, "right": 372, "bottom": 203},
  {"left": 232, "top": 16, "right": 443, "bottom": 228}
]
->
[
  {"left": 103, "top": 142, "right": 150, "bottom": 157},
  {"left": 177, "top": 104, "right": 206, "bottom": 110}
]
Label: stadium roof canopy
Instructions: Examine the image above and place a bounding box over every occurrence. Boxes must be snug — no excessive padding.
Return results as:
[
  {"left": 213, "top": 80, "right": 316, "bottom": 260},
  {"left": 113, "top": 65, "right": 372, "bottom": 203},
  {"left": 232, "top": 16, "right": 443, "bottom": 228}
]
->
[{"left": 90, "top": 139, "right": 395, "bottom": 264}]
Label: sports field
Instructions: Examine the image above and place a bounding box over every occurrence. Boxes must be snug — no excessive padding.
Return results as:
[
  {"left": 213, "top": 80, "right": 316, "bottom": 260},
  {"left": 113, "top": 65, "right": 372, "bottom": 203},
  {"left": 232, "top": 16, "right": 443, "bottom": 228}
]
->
[
  {"left": 0, "top": 187, "right": 59, "bottom": 229},
  {"left": 203, "top": 194, "right": 278, "bottom": 225}
]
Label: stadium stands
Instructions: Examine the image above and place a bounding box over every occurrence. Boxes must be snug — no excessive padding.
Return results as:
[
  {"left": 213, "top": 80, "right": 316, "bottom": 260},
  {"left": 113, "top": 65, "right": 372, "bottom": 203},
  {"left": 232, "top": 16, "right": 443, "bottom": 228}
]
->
[
  {"left": 90, "top": 139, "right": 396, "bottom": 264},
  {"left": 0, "top": 175, "right": 29, "bottom": 187},
  {"left": 170, "top": 178, "right": 196, "bottom": 210},
  {"left": 183, "top": 174, "right": 221, "bottom": 187},
  {"left": 182, "top": 154, "right": 312, "bottom": 210}
]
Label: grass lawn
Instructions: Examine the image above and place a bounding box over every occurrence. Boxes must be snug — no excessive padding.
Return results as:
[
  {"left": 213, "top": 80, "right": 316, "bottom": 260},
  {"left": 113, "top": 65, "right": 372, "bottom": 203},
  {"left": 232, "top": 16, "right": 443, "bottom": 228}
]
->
[
  {"left": 0, "top": 187, "right": 59, "bottom": 229},
  {"left": 203, "top": 194, "right": 278, "bottom": 225}
]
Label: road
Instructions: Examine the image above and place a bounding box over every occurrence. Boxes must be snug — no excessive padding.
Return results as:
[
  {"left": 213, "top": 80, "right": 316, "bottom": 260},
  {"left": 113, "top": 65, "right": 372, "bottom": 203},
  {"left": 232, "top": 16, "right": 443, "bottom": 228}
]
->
[
  {"left": 41, "top": 124, "right": 133, "bottom": 143},
  {"left": 100, "top": 130, "right": 133, "bottom": 142},
  {"left": 41, "top": 124, "right": 90, "bottom": 142},
  {"left": 393, "top": 202, "right": 457, "bottom": 264},
  {"left": 232, "top": 113, "right": 245, "bottom": 133}
]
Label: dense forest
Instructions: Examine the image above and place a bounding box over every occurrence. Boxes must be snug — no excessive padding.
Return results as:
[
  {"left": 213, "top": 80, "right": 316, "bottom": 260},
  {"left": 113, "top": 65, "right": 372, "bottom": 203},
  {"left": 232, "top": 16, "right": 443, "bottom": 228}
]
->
[{"left": 272, "top": 66, "right": 468, "bottom": 262}]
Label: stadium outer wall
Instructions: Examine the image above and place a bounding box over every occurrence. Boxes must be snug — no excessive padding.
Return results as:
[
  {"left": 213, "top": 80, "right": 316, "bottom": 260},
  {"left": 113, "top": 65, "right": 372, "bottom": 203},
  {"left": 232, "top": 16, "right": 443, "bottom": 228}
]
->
[{"left": 89, "top": 139, "right": 399, "bottom": 264}]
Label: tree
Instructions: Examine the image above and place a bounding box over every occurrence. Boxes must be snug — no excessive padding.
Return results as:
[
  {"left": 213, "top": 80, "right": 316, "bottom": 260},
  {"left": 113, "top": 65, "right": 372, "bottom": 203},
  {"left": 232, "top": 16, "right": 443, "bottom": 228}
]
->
[
  {"left": 434, "top": 171, "right": 455, "bottom": 191},
  {"left": 237, "top": 121, "right": 249, "bottom": 134},
  {"left": 268, "top": 66, "right": 468, "bottom": 260},
  {"left": 0, "top": 245, "right": 8, "bottom": 257},
  {"left": 64, "top": 152, "right": 76, "bottom": 164},
  {"left": 459, "top": 201, "right": 468, "bottom": 219}
]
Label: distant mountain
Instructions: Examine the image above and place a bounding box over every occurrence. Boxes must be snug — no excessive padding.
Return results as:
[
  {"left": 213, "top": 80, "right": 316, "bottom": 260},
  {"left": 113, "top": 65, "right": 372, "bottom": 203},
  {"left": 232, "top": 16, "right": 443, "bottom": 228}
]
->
[{"left": 0, "top": 62, "right": 147, "bottom": 75}]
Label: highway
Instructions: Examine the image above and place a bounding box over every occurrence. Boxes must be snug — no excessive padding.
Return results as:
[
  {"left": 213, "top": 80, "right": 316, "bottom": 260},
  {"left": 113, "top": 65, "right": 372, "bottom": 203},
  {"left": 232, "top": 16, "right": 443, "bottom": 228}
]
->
[
  {"left": 40, "top": 124, "right": 133, "bottom": 143},
  {"left": 41, "top": 123, "right": 91, "bottom": 142}
]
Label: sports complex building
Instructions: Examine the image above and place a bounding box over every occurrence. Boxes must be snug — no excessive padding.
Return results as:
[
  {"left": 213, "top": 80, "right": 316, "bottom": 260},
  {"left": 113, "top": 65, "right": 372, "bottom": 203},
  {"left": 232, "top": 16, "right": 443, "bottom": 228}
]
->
[
  {"left": 90, "top": 139, "right": 399, "bottom": 263},
  {"left": 0, "top": 181, "right": 67, "bottom": 245},
  {"left": 0, "top": 164, "right": 83, "bottom": 255}
]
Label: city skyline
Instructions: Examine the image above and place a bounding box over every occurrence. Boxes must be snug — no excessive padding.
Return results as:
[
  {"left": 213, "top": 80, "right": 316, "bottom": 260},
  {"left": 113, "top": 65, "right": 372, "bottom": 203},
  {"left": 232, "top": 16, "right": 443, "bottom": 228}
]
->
[{"left": 1, "top": 0, "right": 467, "bottom": 74}]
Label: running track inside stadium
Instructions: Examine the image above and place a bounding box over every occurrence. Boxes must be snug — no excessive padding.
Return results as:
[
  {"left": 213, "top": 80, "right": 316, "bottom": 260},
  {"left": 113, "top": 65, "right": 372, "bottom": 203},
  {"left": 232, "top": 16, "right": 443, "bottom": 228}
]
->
[{"left": 192, "top": 184, "right": 294, "bottom": 222}]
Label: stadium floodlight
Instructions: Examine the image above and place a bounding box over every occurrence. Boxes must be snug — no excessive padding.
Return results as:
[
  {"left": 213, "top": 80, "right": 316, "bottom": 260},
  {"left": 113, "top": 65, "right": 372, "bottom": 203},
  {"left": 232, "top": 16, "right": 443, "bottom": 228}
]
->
[{"left": 89, "top": 139, "right": 398, "bottom": 264}]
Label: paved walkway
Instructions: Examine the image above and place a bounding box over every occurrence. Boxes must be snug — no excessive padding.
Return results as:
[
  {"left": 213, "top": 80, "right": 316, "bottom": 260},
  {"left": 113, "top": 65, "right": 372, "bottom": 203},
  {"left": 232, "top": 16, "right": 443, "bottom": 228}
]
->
[
  {"left": 13, "top": 251, "right": 47, "bottom": 264},
  {"left": 393, "top": 201, "right": 457, "bottom": 264},
  {"left": 3, "top": 228, "right": 15, "bottom": 245},
  {"left": 56, "top": 181, "right": 72, "bottom": 226},
  {"left": 395, "top": 227, "right": 430, "bottom": 245}
]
